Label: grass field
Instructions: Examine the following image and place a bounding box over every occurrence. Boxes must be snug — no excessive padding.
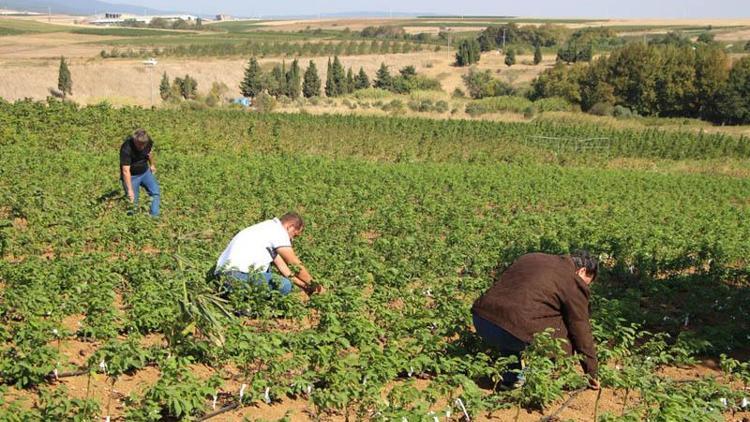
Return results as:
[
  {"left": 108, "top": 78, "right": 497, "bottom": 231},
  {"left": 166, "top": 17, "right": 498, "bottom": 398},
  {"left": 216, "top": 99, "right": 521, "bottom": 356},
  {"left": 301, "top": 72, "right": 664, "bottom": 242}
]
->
[
  {"left": 71, "top": 27, "right": 193, "bottom": 37},
  {"left": 0, "top": 17, "right": 72, "bottom": 35}
]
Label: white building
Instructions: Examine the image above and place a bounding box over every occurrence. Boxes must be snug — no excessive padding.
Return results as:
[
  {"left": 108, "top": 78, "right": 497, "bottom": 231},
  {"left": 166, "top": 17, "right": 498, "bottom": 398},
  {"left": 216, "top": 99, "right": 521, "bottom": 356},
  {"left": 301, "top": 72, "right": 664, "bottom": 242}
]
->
[{"left": 89, "top": 13, "right": 199, "bottom": 25}]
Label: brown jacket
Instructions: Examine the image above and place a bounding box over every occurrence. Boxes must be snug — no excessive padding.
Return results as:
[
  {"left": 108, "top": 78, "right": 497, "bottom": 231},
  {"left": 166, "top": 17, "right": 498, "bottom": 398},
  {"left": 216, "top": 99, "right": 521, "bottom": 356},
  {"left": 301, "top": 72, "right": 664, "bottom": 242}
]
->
[{"left": 472, "top": 253, "right": 598, "bottom": 378}]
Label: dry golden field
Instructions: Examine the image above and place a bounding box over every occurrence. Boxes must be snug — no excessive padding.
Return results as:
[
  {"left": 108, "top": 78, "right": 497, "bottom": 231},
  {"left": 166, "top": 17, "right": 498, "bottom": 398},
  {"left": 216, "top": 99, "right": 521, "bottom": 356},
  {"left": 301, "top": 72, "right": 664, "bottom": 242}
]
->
[{"left": 1, "top": 15, "right": 750, "bottom": 136}]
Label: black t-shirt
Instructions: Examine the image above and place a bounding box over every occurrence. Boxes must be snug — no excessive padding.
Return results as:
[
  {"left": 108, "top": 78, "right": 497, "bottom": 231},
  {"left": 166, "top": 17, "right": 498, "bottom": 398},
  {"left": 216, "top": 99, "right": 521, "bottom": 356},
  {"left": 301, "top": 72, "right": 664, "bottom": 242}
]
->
[{"left": 119, "top": 137, "right": 153, "bottom": 176}]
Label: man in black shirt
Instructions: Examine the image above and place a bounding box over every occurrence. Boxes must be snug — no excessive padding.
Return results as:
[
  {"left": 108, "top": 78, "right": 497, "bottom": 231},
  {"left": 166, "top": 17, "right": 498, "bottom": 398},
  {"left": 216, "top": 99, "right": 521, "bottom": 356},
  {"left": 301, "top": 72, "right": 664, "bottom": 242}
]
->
[{"left": 120, "top": 128, "right": 160, "bottom": 217}]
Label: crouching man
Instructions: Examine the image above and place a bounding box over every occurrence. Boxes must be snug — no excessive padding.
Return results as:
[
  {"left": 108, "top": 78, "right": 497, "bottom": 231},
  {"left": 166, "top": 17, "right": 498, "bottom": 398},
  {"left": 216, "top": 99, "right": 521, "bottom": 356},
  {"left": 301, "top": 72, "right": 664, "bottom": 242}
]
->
[
  {"left": 215, "top": 212, "right": 322, "bottom": 296},
  {"left": 471, "top": 251, "right": 600, "bottom": 390}
]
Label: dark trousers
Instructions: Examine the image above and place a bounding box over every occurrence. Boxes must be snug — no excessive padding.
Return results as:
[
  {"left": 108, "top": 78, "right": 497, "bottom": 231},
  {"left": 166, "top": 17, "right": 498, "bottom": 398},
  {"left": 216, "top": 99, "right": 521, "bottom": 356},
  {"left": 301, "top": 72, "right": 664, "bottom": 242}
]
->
[{"left": 472, "top": 312, "right": 528, "bottom": 385}]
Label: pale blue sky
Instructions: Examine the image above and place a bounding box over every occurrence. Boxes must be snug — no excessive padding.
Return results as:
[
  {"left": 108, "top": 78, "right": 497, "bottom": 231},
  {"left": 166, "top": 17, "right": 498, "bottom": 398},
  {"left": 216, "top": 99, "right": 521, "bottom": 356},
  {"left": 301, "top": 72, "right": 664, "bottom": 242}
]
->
[{"left": 108, "top": 0, "right": 750, "bottom": 19}]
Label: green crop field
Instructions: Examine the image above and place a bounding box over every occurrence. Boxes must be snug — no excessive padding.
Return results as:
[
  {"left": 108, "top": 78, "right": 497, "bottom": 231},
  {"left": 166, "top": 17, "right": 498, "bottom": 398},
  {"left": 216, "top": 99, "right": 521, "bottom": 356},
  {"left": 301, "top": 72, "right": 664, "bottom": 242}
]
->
[
  {"left": 71, "top": 27, "right": 193, "bottom": 37},
  {"left": 0, "top": 100, "right": 749, "bottom": 420},
  {"left": 0, "top": 18, "right": 72, "bottom": 36}
]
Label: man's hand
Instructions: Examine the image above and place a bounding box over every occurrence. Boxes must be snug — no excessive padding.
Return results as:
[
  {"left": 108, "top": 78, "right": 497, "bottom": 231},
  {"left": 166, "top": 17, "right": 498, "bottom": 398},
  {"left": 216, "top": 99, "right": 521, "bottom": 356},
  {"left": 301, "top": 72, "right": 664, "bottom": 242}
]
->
[
  {"left": 150, "top": 165, "right": 157, "bottom": 174},
  {"left": 588, "top": 378, "right": 600, "bottom": 390},
  {"left": 127, "top": 190, "right": 135, "bottom": 202},
  {"left": 304, "top": 281, "right": 324, "bottom": 296}
]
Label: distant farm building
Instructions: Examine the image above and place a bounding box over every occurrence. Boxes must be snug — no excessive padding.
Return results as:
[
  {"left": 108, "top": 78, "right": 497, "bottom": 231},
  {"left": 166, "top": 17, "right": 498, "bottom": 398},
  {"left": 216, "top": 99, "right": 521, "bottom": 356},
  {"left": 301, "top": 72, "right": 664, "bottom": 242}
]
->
[
  {"left": 88, "top": 13, "right": 199, "bottom": 25},
  {"left": 215, "top": 14, "right": 232, "bottom": 21}
]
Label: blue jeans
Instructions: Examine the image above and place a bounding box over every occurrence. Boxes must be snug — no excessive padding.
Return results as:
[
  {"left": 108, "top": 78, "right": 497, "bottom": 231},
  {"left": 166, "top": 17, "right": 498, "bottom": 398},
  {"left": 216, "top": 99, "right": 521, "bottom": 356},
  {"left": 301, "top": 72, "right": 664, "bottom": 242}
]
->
[
  {"left": 473, "top": 312, "right": 528, "bottom": 386},
  {"left": 224, "top": 270, "right": 293, "bottom": 296},
  {"left": 122, "top": 169, "right": 160, "bottom": 217}
]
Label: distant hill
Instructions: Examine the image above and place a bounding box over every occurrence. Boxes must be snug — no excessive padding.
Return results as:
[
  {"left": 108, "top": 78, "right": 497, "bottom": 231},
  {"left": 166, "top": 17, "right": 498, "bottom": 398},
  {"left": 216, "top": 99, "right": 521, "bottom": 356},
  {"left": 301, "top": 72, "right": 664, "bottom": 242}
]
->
[
  {"left": 1, "top": 0, "right": 183, "bottom": 16},
  {"left": 262, "top": 11, "right": 434, "bottom": 19}
]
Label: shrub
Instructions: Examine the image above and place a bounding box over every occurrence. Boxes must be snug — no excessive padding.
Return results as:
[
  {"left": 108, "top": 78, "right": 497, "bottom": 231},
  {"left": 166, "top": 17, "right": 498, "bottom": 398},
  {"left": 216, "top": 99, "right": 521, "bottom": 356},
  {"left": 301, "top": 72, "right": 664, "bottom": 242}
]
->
[
  {"left": 407, "top": 99, "right": 434, "bottom": 112},
  {"left": 462, "top": 67, "right": 515, "bottom": 99},
  {"left": 533, "top": 97, "right": 573, "bottom": 113},
  {"left": 613, "top": 105, "right": 635, "bottom": 118},
  {"left": 255, "top": 92, "right": 277, "bottom": 113},
  {"left": 435, "top": 100, "right": 449, "bottom": 113},
  {"left": 382, "top": 99, "right": 404, "bottom": 112},
  {"left": 465, "top": 96, "right": 533, "bottom": 116},
  {"left": 352, "top": 87, "right": 391, "bottom": 100},
  {"left": 409, "top": 90, "right": 445, "bottom": 103},
  {"left": 589, "top": 102, "right": 614, "bottom": 116},
  {"left": 452, "top": 88, "right": 466, "bottom": 98}
]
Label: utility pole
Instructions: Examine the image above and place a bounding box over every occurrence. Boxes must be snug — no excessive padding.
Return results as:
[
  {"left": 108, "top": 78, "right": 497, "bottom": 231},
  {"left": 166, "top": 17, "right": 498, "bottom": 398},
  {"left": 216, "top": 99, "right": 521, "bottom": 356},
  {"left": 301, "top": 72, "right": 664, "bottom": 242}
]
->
[
  {"left": 502, "top": 28, "right": 506, "bottom": 51},
  {"left": 148, "top": 64, "right": 154, "bottom": 106}
]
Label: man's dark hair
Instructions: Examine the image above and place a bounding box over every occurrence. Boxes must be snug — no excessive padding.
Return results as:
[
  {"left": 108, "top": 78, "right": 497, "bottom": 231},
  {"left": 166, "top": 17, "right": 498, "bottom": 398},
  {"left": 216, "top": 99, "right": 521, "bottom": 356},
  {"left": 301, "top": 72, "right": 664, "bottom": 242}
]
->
[
  {"left": 280, "top": 212, "right": 304, "bottom": 229},
  {"left": 571, "top": 250, "right": 598, "bottom": 280},
  {"left": 133, "top": 128, "right": 150, "bottom": 144}
]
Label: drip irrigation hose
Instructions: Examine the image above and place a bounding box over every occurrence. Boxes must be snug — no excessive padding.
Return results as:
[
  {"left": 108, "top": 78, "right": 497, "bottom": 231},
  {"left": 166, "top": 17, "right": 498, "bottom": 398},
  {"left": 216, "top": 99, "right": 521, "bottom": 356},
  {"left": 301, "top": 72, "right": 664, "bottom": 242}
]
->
[
  {"left": 197, "top": 402, "right": 240, "bottom": 421},
  {"left": 540, "top": 387, "right": 586, "bottom": 422}
]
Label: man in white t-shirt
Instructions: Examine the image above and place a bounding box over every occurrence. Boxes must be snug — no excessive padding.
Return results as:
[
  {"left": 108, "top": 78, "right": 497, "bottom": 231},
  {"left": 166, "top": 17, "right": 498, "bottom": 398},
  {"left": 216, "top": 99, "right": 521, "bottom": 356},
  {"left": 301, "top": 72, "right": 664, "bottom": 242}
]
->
[{"left": 215, "top": 212, "right": 321, "bottom": 296}]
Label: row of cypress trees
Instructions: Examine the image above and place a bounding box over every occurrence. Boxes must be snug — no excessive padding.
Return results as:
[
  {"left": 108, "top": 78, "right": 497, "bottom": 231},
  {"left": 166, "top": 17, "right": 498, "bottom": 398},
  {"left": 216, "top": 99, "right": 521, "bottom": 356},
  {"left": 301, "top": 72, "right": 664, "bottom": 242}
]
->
[{"left": 239, "top": 56, "right": 372, "bottom": 99}]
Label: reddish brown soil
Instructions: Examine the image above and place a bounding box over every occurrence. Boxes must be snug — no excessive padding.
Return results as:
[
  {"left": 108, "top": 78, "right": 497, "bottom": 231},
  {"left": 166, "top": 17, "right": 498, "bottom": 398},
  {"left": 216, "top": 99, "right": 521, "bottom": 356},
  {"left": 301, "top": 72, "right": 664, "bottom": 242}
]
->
[{"left": 4, "top": 295, "right": 748, "bottom": 421}]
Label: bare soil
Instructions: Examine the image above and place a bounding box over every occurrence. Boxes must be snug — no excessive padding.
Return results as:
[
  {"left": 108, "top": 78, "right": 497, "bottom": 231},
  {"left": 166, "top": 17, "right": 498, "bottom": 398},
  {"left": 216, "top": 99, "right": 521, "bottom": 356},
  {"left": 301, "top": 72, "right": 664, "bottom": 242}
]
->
[
  {"left": 7, "top": 304, "right": 746, "bottom": 421},
  {"left": 10, "top": 340, "right": 749, "bottom": 422}
]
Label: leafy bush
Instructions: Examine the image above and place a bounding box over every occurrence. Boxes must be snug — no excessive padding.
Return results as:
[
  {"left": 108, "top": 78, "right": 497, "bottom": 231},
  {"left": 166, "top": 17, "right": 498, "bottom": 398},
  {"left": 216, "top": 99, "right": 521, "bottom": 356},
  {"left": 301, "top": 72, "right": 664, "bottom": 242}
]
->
[
  {"left": 523, "top": 105, "right": 536, "bottom": 118},
  {"left": 462, "top": 67, "right": 514, "bottom": 99},
  {"left": 434, "top": 100, "right": 449, "bottom": 113},
  {"left": 465, "top": 96, "right": 533, "bottom": 116},
  {"left": 381, "top": 99, "right": 404, "bottom": 112},
  {"left": 352, "top": 87, "right": 391, "bottom": 100},
  {"left": 589, "top": 102, "right": 614, "bottom": 116},
  {"left": 407, "top": 99, "right": 435, "bottom": 113},
  {"left": 254, "top": 92, "right": 277, "bottom": 113},
  {"left": 613, "top": 105, "right": 636, "bottom": 118},
  {"left": 533, "top": 97, "right": 573, "bottom": 113}
]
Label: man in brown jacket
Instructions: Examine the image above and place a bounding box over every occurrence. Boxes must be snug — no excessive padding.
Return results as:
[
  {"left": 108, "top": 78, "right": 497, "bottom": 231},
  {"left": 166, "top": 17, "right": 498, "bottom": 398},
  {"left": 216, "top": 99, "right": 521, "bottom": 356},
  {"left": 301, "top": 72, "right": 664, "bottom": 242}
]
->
[{"left": 472, "top": 251, "right": 600, "bottom": 389}]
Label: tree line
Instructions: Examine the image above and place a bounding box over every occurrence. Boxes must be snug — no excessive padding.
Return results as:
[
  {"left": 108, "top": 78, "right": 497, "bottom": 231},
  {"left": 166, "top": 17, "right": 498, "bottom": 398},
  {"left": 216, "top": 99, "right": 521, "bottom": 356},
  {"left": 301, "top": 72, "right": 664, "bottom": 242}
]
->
[
  {"left": 530, "top": 42, "right": 750, "bottom": 124},
  {"left": 238, "top": 56, "right": 441, "bottom": 99},
  {"left": 100, "top": 40, "right": 434, "bottom": 60}
]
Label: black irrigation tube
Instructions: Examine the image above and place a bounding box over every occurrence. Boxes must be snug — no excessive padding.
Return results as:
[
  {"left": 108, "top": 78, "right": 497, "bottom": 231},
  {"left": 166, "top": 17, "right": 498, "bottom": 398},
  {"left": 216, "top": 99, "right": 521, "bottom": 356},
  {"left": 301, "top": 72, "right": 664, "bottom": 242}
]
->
[
  {"left": 197, "top": 402, "right": 240, "bottom": 421},
  {"left": 540, "top": 387, "right": 586, "bottom": 422},
  {"left": 49, "top": 369, "right": 89, "bottom": 379}
]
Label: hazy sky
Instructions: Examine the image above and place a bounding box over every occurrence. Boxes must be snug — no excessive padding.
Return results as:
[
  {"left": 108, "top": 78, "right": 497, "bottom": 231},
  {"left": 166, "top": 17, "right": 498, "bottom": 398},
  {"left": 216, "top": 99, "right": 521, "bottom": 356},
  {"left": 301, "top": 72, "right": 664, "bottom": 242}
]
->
[{"left": 108, "top": 0, "right": 750, "bottom": 19}]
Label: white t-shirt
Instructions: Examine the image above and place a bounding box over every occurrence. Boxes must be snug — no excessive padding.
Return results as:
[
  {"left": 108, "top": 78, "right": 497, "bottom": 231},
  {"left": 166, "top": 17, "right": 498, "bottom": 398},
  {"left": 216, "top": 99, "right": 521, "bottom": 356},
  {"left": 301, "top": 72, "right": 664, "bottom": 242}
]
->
[{"left": 216, "top": 218, "right": 292, "bottom": 273}]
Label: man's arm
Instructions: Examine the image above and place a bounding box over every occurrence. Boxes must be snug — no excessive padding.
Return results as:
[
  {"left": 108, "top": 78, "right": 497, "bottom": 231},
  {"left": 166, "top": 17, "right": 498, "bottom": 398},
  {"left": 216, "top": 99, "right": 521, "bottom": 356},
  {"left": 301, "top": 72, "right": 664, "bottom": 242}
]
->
[
  {"left": 274, "top": 247, "right": 321, "bottom": 293},
  {"left": 147, "top": 151, "right": 156, "bottom": 173},
  {"left": 561, "top": 287, "right": 598, "bottom": 383},
  {"left": 121, "top": 165, "right": 135, "bottom": 202}
]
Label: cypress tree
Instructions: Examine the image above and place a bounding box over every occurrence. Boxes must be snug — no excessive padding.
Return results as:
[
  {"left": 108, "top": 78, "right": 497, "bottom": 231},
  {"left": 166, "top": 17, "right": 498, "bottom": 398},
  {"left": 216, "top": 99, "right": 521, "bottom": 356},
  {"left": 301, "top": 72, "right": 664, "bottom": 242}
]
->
[
  {"left": 159, "top": 72, "right": 171, "bottom": 100},
  {"left": 286, "top": 59, "right": 302, "bottom": 99},
  {"left": 240, "top": 57, "right": 263, "bottom": 97},
  {"left": 178, "top": 74, "right": 197, "bottom": 99},
  {"left": 325, "top": 58, "right": 335, "bottom": 97},
  {"left": 534, "top": 44, "right": 543, "bottom": 65},
  {"left": 355, "top": 67, "right": 370, "bottom": 90},
  {"left": 303, "top": 60, "right": 321, "bottom": 98},
  {"left": 270, "top": 62, "right": 287, "bottom": 97},
  {"left": 455, "top": 40, "right": 480, "bottom": 66},
  {"left": 331, "top": 56, "right": 346, "bottom": 96},
  {"left": 57, "top": 56, "right": 72, "bottom": 98},
  {"left": 374, "top": 62, "right": 393, "bottom": 91},
  {"left": 345, "top": 67, "right": 355, "bottom": 94},
  {"left": 505, "top": 49, "right": 516, "bottom": 67}
]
